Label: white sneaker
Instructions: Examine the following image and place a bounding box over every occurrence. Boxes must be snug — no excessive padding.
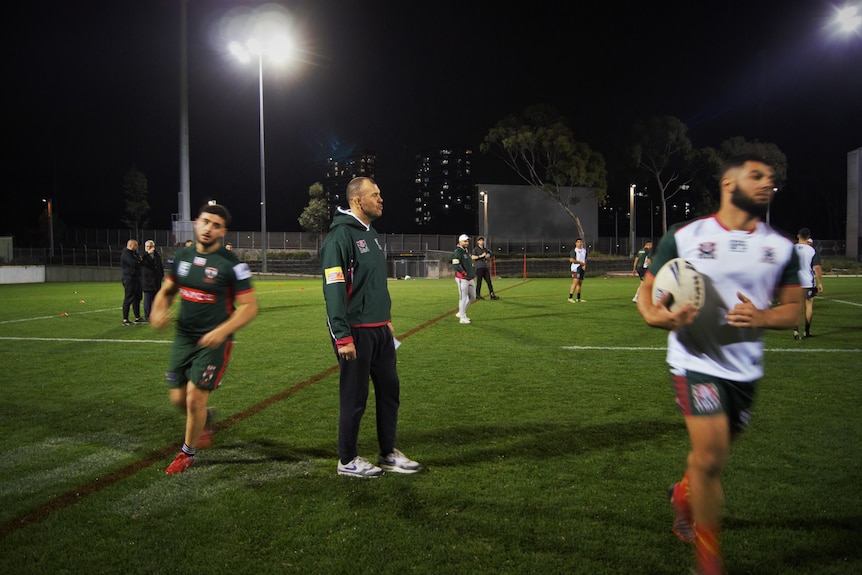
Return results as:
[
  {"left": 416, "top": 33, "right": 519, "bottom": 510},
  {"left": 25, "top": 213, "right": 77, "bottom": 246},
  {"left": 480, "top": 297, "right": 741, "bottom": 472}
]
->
[
  {"left": 337, "top": 456, "right": 383, "bottom": 478},
  {"left": 378, "top": 449, "right": 421, "bottom": 474},
  {"left": 632, "top": 295, "right": 638, "bottom": 302},
  {"left": 455, "top": 312, "right": 464, "bottom": 319},
  {"left": 460, "top": 317, "right": 471, "bottom": 324}
]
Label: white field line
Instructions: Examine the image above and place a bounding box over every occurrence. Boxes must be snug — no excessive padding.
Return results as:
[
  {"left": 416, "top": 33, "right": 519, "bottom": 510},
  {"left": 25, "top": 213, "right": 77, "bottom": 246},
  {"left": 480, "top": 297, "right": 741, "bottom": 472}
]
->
[
  {"left": 0, "top": 307, "right": 119, "bottom": 325},
  {"left": 0, "top": 336, "right": 170, "bottom": 344},
  {"left": 562, "top": 345, "right": 861, "bottom": 353}
]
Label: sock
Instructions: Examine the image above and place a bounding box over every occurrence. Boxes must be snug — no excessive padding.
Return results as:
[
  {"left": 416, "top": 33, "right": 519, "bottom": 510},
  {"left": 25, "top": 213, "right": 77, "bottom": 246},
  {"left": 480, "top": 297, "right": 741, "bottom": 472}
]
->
[
  {"left": 695, "top": 524, "right": 723, "bottom": 575},
  {"left": 569, "top": 293, "right": 573, "bottom": 299},
  {"left": 181, "top": 443, "right": 196, "bottom": 457}
]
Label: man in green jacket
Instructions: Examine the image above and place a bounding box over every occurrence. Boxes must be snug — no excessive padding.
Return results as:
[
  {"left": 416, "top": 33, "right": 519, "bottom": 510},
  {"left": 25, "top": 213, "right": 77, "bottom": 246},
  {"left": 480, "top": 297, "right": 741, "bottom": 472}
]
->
[{"left": 320, "top": 177, "right": 421, "bottom": 478}]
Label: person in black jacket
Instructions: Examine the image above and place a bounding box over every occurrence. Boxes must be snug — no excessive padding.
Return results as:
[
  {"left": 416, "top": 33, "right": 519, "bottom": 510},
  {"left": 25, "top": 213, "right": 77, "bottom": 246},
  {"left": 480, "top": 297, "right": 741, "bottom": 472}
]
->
[
  {"left": 321, "top": 176, "right": 421, "bottom": 478},
  {"left": 141, "top": 239, "right": 164, "bottom": 322},
  {"left": 121, "top": 239, "right": 144, "bottom": 325}
]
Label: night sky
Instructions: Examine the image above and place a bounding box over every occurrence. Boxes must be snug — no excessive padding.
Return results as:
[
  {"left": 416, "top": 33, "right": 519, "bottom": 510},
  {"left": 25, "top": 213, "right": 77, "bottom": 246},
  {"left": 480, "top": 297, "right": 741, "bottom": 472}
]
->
[{"left": 4, "top": 0, "right": 860, "bottom": 242}]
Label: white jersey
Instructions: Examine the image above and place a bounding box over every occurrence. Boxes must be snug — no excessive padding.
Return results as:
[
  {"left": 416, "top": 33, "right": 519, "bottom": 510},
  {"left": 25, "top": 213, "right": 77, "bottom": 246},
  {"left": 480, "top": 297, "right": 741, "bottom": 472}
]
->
[
  {"left": 650, "top": 216, "right": 799, "bottom": 382},
  {"left": 794, "top": 243, "right": 820, "bottom": 288},
  {"left": 570, "top": 247, "right": 587, "bottom": 272}
]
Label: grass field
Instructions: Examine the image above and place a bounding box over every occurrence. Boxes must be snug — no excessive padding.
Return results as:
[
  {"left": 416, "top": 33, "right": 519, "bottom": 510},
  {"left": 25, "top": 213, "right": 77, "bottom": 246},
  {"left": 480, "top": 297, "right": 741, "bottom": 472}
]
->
[{"left": 0, "top": 275, "right": 860, "bottom": 574}]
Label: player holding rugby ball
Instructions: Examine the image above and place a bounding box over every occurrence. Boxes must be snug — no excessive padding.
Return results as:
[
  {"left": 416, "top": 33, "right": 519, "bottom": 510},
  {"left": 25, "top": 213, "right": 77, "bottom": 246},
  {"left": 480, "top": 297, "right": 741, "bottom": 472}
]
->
[{"left": 636, "top": 153, "right": 801, "bottom": 575}]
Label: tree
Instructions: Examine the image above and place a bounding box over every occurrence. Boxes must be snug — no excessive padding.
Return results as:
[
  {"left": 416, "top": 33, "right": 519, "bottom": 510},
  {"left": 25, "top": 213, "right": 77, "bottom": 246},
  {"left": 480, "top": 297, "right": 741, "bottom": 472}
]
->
[
  {"left": 298, "top": 182, "right": 331, "bottom": 239},
  {"left": 630, "top": 116, "right": 705, "bottom": 235},
  {"left": 481, "top": 105, "right": 607, "bottom": 240},
  {"left": 121, "top": 166, "right": 149, "bottom": 238},
  {"left": 718, "top": 136, "right": 787, "bottom": 187}
]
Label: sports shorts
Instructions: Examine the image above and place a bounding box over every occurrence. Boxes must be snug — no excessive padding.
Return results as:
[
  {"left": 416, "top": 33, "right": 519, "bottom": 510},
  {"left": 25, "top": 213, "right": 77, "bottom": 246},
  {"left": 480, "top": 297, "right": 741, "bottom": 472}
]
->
[
  {"left": 571, "top": 268, "right": 585, "bottom": 280},
  {"left": 166, "top": 333, "right": 234, "bottom": 392},
  {"left": 670, "top": 369, "right": 756, "bottom": 434}
]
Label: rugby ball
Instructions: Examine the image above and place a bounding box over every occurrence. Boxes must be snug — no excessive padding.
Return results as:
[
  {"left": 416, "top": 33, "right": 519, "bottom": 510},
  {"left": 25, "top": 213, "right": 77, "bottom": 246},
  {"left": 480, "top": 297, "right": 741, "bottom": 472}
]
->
[{"left": 652, "top": 258, "right": 705, "bottom": 312}]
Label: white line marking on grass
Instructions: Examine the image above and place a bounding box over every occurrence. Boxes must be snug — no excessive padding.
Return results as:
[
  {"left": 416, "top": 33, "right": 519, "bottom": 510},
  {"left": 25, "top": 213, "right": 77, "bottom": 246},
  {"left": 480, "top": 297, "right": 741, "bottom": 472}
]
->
[
  {"left": 561, "top": 345, "right": 860, "bottom": 353},
  {"left": 833, "top": 299, "right": 862, "bottom": 307},
  {"left": 0, "top": 336, "right": 169, "bottom": 344},
  {"left": 0, "top": 307, "right": 119, "bottom": 325}
]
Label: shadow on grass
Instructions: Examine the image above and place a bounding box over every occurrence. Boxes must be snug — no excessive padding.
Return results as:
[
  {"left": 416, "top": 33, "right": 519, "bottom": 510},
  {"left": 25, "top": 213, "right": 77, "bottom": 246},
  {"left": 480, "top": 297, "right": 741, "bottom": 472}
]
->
[{"left": 405, "top": 419, "right": 682, "bottom": 467}]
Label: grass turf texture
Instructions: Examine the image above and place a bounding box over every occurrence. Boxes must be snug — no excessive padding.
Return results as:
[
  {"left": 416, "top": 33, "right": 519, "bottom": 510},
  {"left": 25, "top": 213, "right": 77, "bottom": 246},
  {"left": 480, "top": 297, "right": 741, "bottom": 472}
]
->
[{"left": 0, "top": 277, "right": 860, "bottom": 574}]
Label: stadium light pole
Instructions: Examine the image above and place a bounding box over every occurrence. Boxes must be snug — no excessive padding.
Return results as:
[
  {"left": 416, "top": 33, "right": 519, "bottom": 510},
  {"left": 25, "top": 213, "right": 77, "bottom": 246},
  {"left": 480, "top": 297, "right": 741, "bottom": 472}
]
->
[
  {"left": 629, "top": 184, "right": 636, "bottom": 257},
  {"left": 229, "top": 35, "right": 293, "bottom": 273},
  {"left": 42, "top": 198, "right": 54, "bottom": 259},
  {"left": 479, "top": 190, "right": 489, "bottom": 240}
]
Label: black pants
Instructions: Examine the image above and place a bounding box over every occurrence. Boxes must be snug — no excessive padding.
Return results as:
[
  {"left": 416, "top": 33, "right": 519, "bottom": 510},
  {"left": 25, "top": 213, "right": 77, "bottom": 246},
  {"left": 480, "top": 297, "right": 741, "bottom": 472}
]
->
[
  {"left": 143, "top": 290, "right": 158, "bottom": 320},
  {"left": 334, "top": 325, "right": 400, "bottom": 462},
  {"left": 475, "top": 267, "right": 494, "bottom": 296},
  {"left": 122, "top": 278, "right": 142, "bottom": 320}
]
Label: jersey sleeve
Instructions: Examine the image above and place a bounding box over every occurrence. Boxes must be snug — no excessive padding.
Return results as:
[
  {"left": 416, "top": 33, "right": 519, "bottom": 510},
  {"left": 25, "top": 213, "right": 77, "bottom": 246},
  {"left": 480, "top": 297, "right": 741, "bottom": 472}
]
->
[
  {"left": 647, "top": 226, "right": 683, "bottom": 277},
  {"left": 321, "top": 228, "right": 354, "bottom": 345}
]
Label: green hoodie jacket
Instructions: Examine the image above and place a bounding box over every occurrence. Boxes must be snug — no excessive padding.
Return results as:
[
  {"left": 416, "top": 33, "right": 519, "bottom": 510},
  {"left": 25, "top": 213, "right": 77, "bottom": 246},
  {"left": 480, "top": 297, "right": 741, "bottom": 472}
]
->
[{"left": 320, "top": 208, "right": 392, "bottom": 347}]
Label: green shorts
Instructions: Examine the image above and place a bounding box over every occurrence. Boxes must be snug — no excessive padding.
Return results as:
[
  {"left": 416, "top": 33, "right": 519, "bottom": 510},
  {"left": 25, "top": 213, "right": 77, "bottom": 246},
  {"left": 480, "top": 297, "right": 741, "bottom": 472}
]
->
[
  {"left": 671, "top": 369, "right": 756, "bottom": 434},
  {"left": 166, "top": 334, "right": 234, "bottom": 391}
]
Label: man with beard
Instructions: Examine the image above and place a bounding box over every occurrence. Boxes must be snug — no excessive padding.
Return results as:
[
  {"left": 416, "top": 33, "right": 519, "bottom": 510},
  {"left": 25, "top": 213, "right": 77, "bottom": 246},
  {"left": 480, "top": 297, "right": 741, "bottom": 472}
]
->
[
  {"left": 636, "top": 154, "right": 801, "bottom": 575},
  {"left": 321, "top": 177, "right": 421, "bottom": 477},
  {"left": 150, "top": 204, "right": 258, "bottom": 474}
]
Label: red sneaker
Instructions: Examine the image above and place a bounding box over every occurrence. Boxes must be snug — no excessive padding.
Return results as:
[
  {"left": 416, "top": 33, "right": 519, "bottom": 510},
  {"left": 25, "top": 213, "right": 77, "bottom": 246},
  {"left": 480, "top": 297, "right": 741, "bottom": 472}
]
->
[
  {"left": 165, "top": 452, "right": 194, "bottom": 474},
  {"left": 669, "top": 482, "right": 696, "bottom": 542}
]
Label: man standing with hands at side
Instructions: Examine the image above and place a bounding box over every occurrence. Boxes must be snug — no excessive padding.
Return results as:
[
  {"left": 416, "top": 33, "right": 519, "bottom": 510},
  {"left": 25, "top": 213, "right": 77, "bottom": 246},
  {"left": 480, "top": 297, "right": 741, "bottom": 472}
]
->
[
  {"left": 472, "top": 236, "right": 499, "bottom": 300},
  {"left": 321, "top": 176, "right": 421, "bottom": 478}
]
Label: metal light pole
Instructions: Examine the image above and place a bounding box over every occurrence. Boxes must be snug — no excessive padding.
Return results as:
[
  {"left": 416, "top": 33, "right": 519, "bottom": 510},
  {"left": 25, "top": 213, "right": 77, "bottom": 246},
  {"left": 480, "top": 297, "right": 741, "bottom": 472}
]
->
[
  {"left": 479, "top": 190, "right": 489, "bottom": 240},
  {"left": 43, "top": 198, "right": 54, "bottom": 258},
  {"left": 255, "top": 50, "right": 268, "bottom": 273},
  {"left": 629, "top": 184, "right": 636, "bottom": 257},
  {"left": 230, "top": 36, "right": 293, "bottom": 274}
]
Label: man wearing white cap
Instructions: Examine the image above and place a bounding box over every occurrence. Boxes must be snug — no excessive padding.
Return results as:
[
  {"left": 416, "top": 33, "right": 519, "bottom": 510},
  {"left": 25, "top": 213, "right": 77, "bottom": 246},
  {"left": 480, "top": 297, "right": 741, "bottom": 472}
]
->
[{"left": 452, "top": 234, "right": 476, "bottom": 324}]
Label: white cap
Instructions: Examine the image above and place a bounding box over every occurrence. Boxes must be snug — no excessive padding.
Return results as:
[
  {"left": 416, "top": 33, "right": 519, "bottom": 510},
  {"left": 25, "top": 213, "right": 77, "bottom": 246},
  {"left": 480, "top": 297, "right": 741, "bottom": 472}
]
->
[{"left": 458, "top": 234, "right": 470, "bottom": 242}]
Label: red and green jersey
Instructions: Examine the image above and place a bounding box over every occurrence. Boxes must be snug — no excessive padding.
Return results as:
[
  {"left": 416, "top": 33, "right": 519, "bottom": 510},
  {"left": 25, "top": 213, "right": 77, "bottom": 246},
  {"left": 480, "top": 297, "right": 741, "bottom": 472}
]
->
[{"left": 167, "top": 246, "right": 254, "bottom": 338}]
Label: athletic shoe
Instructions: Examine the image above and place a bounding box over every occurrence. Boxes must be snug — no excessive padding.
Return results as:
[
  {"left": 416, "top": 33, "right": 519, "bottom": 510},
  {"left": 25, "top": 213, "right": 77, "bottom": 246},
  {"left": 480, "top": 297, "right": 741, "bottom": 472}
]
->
[
  {"left": 669, "top": 483, "right": 696, "bottom": 542},
  {"left": 165, "top": 452, "right": 194, "bottom": 474},
  {"left": 134, "top": 318, "right": 148, "bottom": 324},
  {"left": 577, "top": 299, "right": 586, "bottom": 303},
  {"left": 490, "top": 294, "right": 500, "bottom": 300},
  {"left": 793, "top": 330, "right": 800, "bottom": 340},
  {"left": 632, "top": 295, "right": 639, "bottom": 302},
  {"left": 804, "top": 331, "right": 812, "bottom": 338},
  {"left": 456, "top": 312, "right": 464, "bottom": 319},
  {"left": 475, "top": 295, "right": 485, "bottom": 300},
  {"left": 460, "top": 317, "right": 471, "bottom": 324},
  {"left": 378, "top": 449, "right": 421, "bottom": 474},
  {"left": 337, "top": 456, "right": 383, "bottom": 478},
  {"left": 568, "top": 298, "right": 576, "bottom": 304},
  {"left": 198, "top": 408, "right": 215, "bottom": 449},
  {"left": 122, "top": 319, "right": 132, "bottom": 326}
]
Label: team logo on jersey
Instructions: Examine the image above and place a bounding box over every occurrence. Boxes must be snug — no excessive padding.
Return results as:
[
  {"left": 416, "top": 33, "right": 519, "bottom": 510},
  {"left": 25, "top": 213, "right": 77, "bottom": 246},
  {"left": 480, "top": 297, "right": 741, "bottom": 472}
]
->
[
  {"left": 692, "top": 383, "right": 721, "bottom": 413},
  {"left": 374, "top": 238, "right": 382, "bottom": 250},
  {"left": 356, "top": 239, "right": 369, "bottom": 253},
  {"left": 325, "top": 266, "right": 345, "bottom": 284},
  {"left": 729, "top": 239, "right": 747, "bottom": 252},
  {"left": 204, "top": 267, "right": 218, "bottom": 280},
  {"left": 177, "top": 261, "right": 192, "bottom": 277},
  {"left": 761, "top": 247, "right": 776, "bottom": 263},
  {"left": 193, "top": 256, "right": 207, "bottom": 266},
  {"left": 697, "top": 242, "right": 717, "bottom": 259}
]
